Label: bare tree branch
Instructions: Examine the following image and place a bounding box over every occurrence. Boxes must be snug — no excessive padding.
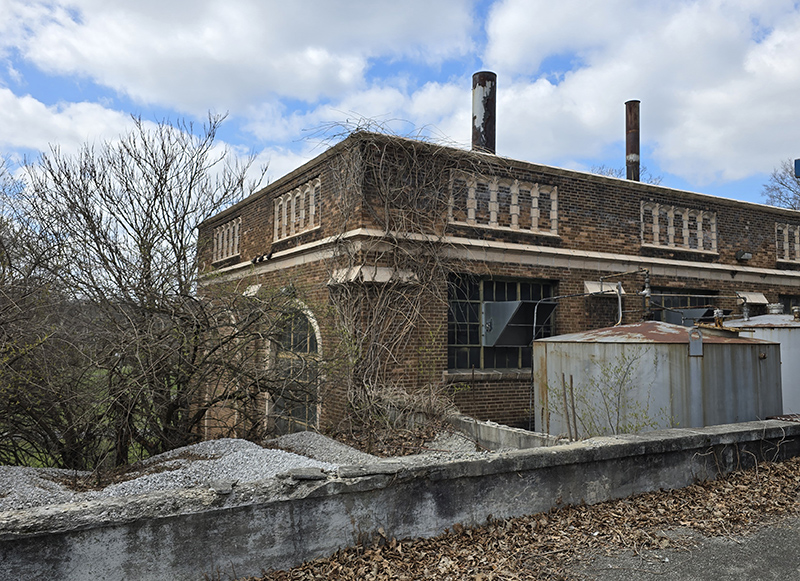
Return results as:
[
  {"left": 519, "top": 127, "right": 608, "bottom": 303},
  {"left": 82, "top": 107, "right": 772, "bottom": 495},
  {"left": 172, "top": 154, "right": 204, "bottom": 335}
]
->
[
  {"left": 762, "top": 158, "right": 800, "bottom": 210},
  {"left": 0, "top": 117, "right": 299, "bottom": 470}
]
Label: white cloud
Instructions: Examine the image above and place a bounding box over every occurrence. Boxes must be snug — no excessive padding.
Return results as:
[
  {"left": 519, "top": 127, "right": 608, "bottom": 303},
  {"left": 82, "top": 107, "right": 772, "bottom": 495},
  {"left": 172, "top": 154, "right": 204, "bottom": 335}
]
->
[
  {"left": 259, "top": 147, "right": 315, "bottom": 187},
  {"left": 0, "top": 88, "right": 263, "bottom": 195},
  {"left": 243, "top": 80, "right": 472, "bottom": 148},
  {"left": 483, "top": 0, "right": 800, "bottom": 184},
  {"left": 7, "top": 0, "right": 475, "bottom": 113},
  {"left": 0, "top": 88, "right": 133, "bottom": 153},
  {"left": 485, "top": 0, "right": 644, "bottom": 76},
  {"left": 4, "top": 0, "right": 800, "bottom": 195}
]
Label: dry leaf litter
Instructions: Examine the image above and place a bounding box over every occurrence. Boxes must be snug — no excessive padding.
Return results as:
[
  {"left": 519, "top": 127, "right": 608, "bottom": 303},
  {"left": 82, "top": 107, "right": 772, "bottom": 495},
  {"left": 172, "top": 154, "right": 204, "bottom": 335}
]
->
[{"left": 239, "top": 448, "right": 800, "bottom": 581}]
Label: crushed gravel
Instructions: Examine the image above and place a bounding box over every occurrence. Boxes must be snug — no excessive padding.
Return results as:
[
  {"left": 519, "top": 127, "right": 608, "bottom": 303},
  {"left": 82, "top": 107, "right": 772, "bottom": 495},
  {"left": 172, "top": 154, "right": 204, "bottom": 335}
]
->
[
  {"left": 0, "top": 430, "right": 488, "bottom": 514},
  {"left": 268, "top": 431, "right": 380, "bottom": 466},
  {"left": 0, "top": 438, "right": 337, "bottom": 513}
]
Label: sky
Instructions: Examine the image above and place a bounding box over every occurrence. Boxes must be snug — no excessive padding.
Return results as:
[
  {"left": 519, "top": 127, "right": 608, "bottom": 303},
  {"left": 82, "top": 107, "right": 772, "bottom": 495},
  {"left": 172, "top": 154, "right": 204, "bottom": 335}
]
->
[{"left": 2, "top": 0, "right": 800, "bottom": 205}]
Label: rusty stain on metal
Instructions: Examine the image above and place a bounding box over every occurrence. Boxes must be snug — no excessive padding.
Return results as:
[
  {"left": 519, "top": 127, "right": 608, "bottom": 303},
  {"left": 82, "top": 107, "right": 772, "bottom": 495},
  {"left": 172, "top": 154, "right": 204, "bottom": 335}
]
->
[
  {"left": 625, "top": 100, "right": 640, "bottom": 181},
  {"left": 472, "top": 71, "right": 497, "bottom": 154},
  {"left": 534, "top": 320, "right": 783, "bottom": 435},
  {"left": 768, "top": 414, "right": 800, "bottom": 423},
  {"left": 536, "top": 320, "right": 776, "bottom": 345}
]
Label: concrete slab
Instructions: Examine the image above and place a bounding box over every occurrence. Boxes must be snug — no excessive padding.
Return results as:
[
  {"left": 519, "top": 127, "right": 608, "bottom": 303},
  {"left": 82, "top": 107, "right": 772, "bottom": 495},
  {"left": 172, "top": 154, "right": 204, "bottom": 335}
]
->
[{"left": 573, "top": 516, "right": 800, "bottom": 580}]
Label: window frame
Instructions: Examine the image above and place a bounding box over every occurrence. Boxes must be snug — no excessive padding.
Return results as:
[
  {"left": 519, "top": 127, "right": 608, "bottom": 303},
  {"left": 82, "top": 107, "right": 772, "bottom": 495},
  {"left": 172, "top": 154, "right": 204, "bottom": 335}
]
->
[
  {"left": 447, "top": 274, "right": 555, "bottom": 370},
  {"left": 271, "top": 309, "right": 320, "bottom": 432}
]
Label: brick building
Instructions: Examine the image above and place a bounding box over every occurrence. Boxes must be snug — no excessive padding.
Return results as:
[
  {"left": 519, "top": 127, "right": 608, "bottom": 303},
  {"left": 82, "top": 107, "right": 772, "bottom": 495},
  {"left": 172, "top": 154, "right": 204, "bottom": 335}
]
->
[{"left": 199, "top": 126, "right": 800, "bottom": 433}]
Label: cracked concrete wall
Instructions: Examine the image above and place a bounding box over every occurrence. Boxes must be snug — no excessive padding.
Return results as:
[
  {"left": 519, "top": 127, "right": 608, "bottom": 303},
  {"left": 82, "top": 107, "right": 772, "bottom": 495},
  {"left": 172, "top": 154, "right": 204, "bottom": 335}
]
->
[{"left": 2, "top": 420, "right": 799, "bottom": 580}]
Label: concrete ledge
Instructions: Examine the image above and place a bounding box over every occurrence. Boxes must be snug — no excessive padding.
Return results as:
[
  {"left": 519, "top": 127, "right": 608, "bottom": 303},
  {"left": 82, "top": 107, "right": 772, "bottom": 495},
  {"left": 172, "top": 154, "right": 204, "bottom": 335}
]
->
[
  {"left": 447, "top": 414, "right": 560, "bottom": 449},
  {"left": 1, "top": 420, "right": 799, "bottom": 580}
]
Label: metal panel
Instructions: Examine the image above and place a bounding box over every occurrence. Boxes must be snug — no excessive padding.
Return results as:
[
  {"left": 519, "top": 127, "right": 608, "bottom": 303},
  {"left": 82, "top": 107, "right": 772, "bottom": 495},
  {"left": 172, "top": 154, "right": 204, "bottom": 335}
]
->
[
  {"left": 533, "top": 326, "right": 782, "bottom": 438},
  {"left": 735, "top": 291, "right": 769, "bottom": 305},
  {"left": 664, "top": 308, "right": 709, "bottom": 326},
  {"left": 688, "top": 328, "right": 703, "bottom": 356},
  {"left": 726, "top": 317, "right": 800, "bottom": 414},
  {"left": 584, "top": 281, "right": 626, "bottom": 295},
  {"left": 749, "top": 327, "right": 800, "bottom": 414},
  {"left": 482, "top": 301, "right": 520, "bottom": 346},
  {"left": 664, "top": 307, "right": 731, "bottom": 327},
  {"left": 482, "top": 301, "right": 556, "bottom": 347}
]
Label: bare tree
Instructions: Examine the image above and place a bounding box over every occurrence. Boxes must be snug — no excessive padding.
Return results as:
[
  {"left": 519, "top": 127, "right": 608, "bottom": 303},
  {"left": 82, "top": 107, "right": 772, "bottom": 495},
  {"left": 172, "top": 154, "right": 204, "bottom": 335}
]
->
[
  {"left": 0, "top": 116, "right": 320, "bottom": 469},
  {"left": 0, "top": 160, "right": 100, "bottom": 468},
  {"left": 762, "top": 158, "right": 800, "bottom": 210},
  {"left": 590, "top": 164, "right": 663, "bottom": 185}
]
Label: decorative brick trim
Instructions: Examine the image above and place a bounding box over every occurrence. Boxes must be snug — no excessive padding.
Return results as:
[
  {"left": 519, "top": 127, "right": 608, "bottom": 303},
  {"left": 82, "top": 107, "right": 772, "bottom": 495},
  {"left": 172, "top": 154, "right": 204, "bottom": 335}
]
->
[
  {"left": 274, "top": 177, "right": 320, "bottom": 241},
  {"left": 212, "top": 216, "right": 241, "bottom": 263},
  {"left": 449, "top": 171, "right": 558, "bottom": 236},
  {"left": 641, "top": 201, "right": 717, "bottom": 253},
  {"left": 776, "top": 223, "right": 800, "bottom": 263}
]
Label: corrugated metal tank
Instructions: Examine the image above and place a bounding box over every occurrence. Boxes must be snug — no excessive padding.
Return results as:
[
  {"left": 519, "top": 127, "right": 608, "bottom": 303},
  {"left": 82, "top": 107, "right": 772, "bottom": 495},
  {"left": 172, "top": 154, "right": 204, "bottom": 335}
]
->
[
  {"left": 532, "top": 321, "right": 782, "bottom": 438},
  {"left": 726, "top": 314, "right": 800, "bottom": 414}
]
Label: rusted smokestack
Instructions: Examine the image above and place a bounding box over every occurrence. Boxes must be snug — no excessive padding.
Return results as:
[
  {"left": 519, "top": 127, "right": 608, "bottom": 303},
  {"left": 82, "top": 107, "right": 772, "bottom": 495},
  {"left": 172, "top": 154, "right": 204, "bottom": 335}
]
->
[
  {"left": 625, "top": 100, "right": 640, "bottom": 181},
  {"left": 472, "top": 71, "right": 497, "bottom": 154}
]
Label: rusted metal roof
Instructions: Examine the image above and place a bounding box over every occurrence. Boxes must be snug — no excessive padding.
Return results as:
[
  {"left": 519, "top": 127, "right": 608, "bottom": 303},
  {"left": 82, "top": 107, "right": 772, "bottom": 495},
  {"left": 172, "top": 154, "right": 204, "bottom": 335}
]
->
[
  {"left": 768, "top": 414, "right": 800, "bottom": 423},
  {"left": 537, "top": 320, "right": 776, "bottom": 344}
]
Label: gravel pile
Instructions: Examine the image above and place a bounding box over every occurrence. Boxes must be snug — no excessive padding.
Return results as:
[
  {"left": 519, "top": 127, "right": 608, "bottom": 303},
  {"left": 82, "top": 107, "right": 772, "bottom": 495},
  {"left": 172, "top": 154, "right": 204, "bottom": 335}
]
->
[
  {"left": 268, "top": 431, "right": 380, "bottom": 466},
  {"left": 0, "top": 438, "right": 337, "bottom": 513},
  {"left": 0, "top": 430, "right": 488, "bottom": 514}
]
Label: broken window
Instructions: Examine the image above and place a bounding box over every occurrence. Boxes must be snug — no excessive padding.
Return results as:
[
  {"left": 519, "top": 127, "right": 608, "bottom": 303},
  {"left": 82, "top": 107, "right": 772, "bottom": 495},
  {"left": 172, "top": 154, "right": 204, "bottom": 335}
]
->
[{"left": 448, "top": 275, "right": 555, "bottom": 370}]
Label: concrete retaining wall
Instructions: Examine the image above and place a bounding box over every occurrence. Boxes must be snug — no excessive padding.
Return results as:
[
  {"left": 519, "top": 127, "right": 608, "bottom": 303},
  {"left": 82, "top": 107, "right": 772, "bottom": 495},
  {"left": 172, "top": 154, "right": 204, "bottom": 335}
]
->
[
  {"left": 2, "top": 420, "right": 799, "bottom": 580},
  {"left": 447, "top": 414, "right": 560, "bottom": 449}
]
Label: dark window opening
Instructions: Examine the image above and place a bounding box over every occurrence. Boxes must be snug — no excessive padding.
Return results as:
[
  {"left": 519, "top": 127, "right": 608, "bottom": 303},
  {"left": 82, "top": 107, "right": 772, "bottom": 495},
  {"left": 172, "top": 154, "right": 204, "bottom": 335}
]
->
[
  {"left": 448, "top": 275, "right": 555, "bottom": 370},
  {"left": 650, "top": 288, "right": 723, "bottom": 326},
  {"left": 273, "top": 311, "right": 318, "bottom": 433},
  {"left": 780, "top": 295, "right": 800, "bottom": 314}
]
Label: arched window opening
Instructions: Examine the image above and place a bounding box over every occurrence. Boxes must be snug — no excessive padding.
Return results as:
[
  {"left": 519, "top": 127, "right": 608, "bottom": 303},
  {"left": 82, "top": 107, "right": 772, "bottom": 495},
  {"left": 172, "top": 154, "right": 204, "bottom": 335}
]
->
[{"left": 270, "top": 310, "right": 319, "bottom": 433}]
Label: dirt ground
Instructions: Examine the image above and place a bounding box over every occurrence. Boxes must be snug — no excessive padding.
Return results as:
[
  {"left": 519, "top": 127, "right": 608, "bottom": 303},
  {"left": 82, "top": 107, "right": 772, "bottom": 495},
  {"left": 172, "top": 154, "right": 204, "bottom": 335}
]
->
[
  {"left": 329, "top": 422, "right": 456, "bottom": 458},
  {"left": 239, "top": 430, "right": 800, "bottom": 581}
]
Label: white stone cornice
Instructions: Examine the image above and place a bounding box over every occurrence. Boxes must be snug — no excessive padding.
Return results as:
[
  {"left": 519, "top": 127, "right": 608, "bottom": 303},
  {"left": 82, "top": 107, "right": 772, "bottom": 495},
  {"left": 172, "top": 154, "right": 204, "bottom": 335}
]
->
[{"left": 199, "top": 228, "right": 800, "bottom": 287}]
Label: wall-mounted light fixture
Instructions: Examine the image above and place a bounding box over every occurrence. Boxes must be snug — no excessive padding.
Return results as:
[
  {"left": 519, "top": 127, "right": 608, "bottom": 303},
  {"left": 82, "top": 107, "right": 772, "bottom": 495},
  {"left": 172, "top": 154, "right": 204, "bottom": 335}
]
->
[{"left": 735, "top": 250, "right": 752, "bottom": 261}]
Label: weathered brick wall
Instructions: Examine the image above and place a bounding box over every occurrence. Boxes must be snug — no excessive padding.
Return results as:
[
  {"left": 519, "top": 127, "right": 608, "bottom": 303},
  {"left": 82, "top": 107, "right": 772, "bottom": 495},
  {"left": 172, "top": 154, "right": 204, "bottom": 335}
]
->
[
  {"left": 197, "top": 132, "right": 800, "bottom": 431},
  {"left": 200, "top": 133, "right": 800, "bottom": 275},
  {"left": 446, "top": 372, "right": 534, "bottom": 429},
  {"left": 198, "top": 141, "right": 364, "bottom": 272}
]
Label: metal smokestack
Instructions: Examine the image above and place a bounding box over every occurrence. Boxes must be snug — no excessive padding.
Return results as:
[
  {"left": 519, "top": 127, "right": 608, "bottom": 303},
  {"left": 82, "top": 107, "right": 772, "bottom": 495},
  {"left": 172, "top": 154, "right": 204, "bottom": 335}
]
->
[
  {"left": 625, "top": 100, "right": 640, "bottom": 181},
  {"left": 472, "top": 71, "right": 497, "bottom": 154}
]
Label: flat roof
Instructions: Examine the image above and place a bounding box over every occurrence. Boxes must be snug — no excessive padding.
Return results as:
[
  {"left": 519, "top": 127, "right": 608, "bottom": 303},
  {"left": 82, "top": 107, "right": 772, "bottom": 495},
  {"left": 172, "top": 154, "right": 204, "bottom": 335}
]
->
[
  {"left": 536, "top": 320, "right": 776, "bottom": 345},
  {"left": 726, "top": 315, "right": 800, "bottom": 329}
]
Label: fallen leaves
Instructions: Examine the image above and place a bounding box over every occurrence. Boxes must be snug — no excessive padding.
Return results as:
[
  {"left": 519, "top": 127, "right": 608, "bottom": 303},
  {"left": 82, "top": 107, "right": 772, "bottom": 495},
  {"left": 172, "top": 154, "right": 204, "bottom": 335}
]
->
[{"left": 241, "top": 457, "right": 800, "bottom": 581}]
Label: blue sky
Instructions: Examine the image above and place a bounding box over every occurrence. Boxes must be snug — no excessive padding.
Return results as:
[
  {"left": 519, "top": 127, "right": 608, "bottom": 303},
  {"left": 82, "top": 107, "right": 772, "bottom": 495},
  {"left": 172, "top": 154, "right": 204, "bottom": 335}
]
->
[{"left": 2, "top": 0, "right": 800, "bottom": 205}]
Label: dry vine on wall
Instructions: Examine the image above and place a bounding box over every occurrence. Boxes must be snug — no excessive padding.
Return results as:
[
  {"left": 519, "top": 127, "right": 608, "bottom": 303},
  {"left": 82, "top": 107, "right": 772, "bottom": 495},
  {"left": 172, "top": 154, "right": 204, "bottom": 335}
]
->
[{"left": 323, "top": 131, "right": 486, "bottom": 440}]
